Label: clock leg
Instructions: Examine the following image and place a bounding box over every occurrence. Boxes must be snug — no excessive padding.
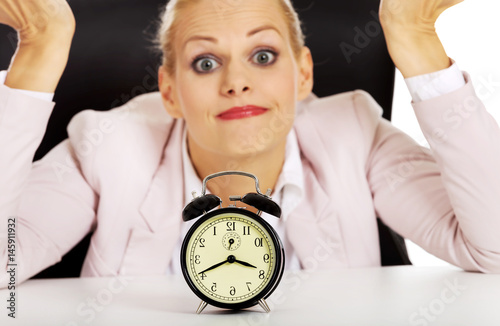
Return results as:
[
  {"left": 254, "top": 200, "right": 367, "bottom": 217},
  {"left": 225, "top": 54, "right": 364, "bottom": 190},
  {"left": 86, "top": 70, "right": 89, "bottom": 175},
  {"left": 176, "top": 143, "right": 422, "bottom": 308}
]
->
[
  {"left": 258, "top": 299, "right": 271, "bottom": 313},
  {"left": 196, "top": 300, "right": 208, "bottom": 314}
]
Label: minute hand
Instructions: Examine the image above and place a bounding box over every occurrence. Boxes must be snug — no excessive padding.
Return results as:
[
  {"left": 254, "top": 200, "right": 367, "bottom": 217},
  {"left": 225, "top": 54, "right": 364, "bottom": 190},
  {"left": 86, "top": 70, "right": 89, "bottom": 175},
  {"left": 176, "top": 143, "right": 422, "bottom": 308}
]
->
[{"left": 199, "top": 259, "right": 228, "bottom": 274}]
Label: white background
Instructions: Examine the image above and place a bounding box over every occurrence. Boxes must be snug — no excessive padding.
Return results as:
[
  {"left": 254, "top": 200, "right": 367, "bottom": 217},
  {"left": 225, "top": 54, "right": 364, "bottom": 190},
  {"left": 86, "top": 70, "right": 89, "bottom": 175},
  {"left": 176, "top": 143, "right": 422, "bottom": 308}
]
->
[{"left": 391, "top": 0, "right": 500, "bottom": 267}]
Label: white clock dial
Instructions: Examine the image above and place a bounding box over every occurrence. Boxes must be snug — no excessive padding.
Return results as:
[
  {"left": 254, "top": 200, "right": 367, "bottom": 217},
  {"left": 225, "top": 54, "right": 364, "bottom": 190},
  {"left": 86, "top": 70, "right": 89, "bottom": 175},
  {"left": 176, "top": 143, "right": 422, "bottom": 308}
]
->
[{"left": 184, "top": 212, "right": 276, "bottom": 304}]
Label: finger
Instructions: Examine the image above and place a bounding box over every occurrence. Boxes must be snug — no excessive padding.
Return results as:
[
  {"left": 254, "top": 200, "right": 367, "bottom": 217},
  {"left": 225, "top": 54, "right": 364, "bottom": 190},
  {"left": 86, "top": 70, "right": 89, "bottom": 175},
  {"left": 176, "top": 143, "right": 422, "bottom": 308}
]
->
[{"left": 441, "top": 0, "right": 465, "bottom": 11}]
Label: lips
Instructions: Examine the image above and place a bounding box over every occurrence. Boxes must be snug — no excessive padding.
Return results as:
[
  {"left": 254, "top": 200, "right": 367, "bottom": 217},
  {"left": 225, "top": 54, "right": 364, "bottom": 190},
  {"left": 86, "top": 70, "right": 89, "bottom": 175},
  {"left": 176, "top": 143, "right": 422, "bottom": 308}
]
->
[{"left": 217, "top": 105, "right": 268, "bottom": 121}]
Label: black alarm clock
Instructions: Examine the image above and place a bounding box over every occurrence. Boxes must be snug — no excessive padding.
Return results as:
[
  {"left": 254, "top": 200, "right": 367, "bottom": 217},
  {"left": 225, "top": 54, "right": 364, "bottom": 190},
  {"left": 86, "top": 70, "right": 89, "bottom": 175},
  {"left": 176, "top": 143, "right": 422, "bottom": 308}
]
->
[{"left": 180, "top": 171, "right": 285, "bottom": 314}]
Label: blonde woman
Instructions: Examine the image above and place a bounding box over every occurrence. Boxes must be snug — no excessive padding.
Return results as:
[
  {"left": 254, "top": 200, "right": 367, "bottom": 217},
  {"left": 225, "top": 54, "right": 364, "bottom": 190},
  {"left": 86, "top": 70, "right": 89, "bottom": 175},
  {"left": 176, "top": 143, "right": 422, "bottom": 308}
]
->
[{"left": 1, "top": 0, "right": 499, "bottom": 288}]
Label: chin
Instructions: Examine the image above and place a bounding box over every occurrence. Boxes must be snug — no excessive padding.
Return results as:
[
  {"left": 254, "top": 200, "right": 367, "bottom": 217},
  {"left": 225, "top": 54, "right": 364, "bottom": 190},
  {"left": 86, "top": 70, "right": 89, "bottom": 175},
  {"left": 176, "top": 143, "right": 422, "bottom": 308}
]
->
[{"left": 215, "top": 132, "right": 287, "bottom": 160}]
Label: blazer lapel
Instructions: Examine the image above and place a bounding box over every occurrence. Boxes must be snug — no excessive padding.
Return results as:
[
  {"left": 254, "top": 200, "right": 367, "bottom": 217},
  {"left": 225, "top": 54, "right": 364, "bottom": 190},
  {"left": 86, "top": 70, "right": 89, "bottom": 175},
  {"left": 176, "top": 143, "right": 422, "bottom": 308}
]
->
[
  {"left": 286, "top": 158, "right": 349, "bottom": 270},
  {"left": 119, "top": 120, "right": 185, "bottom": 275},
  {"left": 289, "top": 103, "right": 350, "bottom": 269}
]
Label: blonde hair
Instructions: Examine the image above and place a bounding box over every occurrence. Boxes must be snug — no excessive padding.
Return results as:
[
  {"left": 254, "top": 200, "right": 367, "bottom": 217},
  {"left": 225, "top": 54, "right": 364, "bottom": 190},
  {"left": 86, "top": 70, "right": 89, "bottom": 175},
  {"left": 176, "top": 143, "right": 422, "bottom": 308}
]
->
[{"left": 156, "top": 0, "right": 305, "bottom": 75}]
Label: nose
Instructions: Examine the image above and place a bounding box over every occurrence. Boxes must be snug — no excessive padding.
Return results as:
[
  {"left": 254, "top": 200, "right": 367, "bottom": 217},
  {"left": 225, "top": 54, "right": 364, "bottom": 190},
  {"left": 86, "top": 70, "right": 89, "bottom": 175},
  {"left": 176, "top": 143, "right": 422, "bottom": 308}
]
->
[
  {"left": 226, "top": 85, "right": 250, "bottom": 96},
  {"left": 220, "top": 62, "right": 251, "bottom": 96}
]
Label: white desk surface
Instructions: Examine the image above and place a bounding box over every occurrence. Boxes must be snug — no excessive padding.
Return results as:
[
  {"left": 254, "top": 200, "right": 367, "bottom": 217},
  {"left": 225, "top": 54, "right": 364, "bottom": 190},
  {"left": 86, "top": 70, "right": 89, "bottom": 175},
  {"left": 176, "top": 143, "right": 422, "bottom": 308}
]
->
[{"left": 1, "top": 266, "right": 499, "bottom": 326}]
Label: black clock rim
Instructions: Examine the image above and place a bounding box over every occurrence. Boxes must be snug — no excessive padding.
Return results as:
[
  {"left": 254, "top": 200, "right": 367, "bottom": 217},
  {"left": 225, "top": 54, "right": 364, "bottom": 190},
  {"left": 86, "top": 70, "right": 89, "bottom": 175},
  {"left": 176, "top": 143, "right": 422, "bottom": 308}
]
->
[{"left": 180, "top": 207, "right": 285, "bottom": 310}]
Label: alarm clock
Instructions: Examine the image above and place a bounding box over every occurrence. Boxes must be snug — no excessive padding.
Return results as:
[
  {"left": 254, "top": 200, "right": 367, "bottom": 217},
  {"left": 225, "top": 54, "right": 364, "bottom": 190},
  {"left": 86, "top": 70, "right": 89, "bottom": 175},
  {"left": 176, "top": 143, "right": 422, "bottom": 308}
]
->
[{"left": 180, "top": 171, "right": 285, "bottom": 314}]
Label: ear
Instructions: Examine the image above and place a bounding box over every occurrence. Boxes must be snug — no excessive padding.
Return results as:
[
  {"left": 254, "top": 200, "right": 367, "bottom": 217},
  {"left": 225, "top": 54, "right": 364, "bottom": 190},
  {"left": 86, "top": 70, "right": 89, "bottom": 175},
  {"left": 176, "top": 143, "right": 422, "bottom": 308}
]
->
[
  {"left": 296, "top": 46, "right": 314, "bottom": 101},
  {"left": 158, "top": 66, "right": 183, "bottom": 119}
]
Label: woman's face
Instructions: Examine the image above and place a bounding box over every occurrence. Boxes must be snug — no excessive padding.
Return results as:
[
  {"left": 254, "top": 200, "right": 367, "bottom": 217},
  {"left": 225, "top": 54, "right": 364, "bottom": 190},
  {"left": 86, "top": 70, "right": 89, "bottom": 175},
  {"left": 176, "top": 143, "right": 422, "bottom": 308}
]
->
[{"left": 159, "top": 0, "right": 313, "bottom": 159}]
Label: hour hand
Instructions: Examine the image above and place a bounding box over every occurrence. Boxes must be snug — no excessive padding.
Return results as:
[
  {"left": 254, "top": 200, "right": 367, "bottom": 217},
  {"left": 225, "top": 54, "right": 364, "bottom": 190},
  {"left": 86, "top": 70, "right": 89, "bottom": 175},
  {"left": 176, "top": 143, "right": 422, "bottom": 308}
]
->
[{"left": 234, "top": 259, "right": 257, "bottom": 269}]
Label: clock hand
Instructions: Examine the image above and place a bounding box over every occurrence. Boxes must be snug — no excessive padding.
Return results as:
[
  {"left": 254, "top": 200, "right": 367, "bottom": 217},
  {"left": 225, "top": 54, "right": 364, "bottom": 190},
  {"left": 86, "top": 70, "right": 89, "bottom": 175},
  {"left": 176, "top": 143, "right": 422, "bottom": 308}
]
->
[
  {"left": 234, "top": 259, "right": 257, "bottom": 269},
  {"left": 228, "top": 238, "right": 234, "bottom": 250},
  {"left": 199, "top": 255, "right": 256, "bottom": 275},
  {"left": 199, "top": 258, "right": 229, "bottom": 275}
]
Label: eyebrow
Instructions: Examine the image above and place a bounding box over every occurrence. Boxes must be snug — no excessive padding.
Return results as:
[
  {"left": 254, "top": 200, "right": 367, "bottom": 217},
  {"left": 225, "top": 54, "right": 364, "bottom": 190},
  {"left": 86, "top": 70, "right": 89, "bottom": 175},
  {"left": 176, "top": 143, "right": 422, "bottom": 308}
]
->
[
  {"left": 247, "top": 25, "right": 282, "bottom": 37},
  {"left": 184, "top": 25, "right": 282, "bottom": 47}
]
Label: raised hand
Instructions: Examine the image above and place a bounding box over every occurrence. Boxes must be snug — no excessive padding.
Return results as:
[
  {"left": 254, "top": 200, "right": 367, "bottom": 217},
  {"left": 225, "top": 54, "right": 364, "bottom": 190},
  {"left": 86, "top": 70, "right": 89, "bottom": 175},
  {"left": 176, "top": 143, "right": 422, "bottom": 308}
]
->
[
  {"left": 0, "top": 0, "right": 75, "bottom": 41},
  {"left": 379, "top": 0, "right": 464, "bottom": 77},
  {"left": 0, "top": 0, "right": 75, "bottom": 92}
]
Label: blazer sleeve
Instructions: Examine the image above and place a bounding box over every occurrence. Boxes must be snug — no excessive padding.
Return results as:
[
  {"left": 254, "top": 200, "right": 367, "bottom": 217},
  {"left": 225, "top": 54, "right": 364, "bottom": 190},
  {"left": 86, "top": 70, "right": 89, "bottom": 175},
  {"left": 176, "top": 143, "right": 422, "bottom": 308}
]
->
[
  {"left": 0, "top": 85, "right": 98, "bottom": 288},
  {"left": 364, "top": 73, "right": 500, "bottom": 273}
]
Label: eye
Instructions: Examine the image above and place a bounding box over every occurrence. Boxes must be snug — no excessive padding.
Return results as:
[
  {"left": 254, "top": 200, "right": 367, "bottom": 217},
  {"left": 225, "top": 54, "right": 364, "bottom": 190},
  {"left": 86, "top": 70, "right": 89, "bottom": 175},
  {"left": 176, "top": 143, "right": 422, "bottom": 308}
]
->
[
  {"left": 252, "top": 50, "right": 277, "bottom": 65},
  {"left": 192, "top": 57, "right": 220, "bottom": 73}
]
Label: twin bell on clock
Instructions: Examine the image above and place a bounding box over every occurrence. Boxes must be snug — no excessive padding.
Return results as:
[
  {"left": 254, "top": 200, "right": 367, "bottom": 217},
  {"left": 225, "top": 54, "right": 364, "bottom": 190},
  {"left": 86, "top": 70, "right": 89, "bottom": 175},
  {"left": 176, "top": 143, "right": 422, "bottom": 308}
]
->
[{"left": 180, "top": 171, "right": 285, "bottom": 314}]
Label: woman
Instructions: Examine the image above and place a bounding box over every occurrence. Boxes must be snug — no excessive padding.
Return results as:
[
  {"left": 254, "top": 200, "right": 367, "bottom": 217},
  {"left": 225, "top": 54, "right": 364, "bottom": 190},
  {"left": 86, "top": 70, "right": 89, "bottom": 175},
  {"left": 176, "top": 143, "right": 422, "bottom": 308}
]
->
[{"left": 1, "top": 0, "right": 500, "bottom": 288}]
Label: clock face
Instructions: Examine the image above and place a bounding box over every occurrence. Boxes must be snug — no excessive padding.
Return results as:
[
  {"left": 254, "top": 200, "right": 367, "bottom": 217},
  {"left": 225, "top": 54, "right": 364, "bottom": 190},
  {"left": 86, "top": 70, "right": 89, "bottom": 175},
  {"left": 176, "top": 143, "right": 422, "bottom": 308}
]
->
[{"left": 181, "top": 208, "right": 283, "bottom": 308}]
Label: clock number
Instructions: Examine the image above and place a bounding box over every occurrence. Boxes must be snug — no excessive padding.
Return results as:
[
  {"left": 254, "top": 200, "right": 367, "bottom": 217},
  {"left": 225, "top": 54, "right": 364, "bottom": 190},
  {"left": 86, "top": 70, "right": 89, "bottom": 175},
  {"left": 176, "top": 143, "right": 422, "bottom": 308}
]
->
[
  {"left": 259, "top": 270, "right": 265, "bottom": 279},
  {"left": 226, "top": 221, "right": 235, "bottom": 231},
  {"left": 263, "top": 254, "right": 270, "bottom": 263},
  {"left": 199, "top": 238, "right": 206, "bottom": 248},
  {"left": 254, "top": 238, "right": 263, "bottom": 247},
  {"left": 230, "top": 286, "right": 236, "bottom": 296},
  {"left": 243, "top": 226, "right": 250, "bottom": 235},
  {"left": 213, "top": 227, "right": 217, "bottom": 236},
  {"left": 211, "top": 283, "right": 217, "bottom": 292},
  {"left": 200, "top": 272, "right": 207, "bottom": 280},
  {"left": 194, "top": 255, "right": 201, "bottom": 264},
  {"left": 246, "top": 282, "right": 252, "bottom": 291}
]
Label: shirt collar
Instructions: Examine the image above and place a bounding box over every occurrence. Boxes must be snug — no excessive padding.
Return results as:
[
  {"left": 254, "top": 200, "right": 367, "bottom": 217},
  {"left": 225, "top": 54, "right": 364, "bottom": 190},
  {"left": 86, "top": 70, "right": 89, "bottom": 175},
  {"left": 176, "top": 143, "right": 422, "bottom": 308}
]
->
[
  {"left": 182, "top": 125, "right": 204, "bottom": 207},
  {"left": 272, "top": 127, "right": 304, "bottom": 219}
]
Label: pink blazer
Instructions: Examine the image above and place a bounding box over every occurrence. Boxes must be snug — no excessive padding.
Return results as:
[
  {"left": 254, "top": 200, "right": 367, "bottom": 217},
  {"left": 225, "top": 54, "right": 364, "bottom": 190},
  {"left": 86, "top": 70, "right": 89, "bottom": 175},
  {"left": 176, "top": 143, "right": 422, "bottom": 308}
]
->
[{"left": 1, "top": 73, "right": 500, "bottom": 287}]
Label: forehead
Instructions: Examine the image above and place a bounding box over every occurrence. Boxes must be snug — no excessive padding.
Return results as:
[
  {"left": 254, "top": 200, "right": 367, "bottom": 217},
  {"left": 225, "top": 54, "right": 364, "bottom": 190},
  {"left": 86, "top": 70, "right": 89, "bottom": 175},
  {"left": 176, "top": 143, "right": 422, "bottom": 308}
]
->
[{"left": 175, "top": 0, "right": 288, "bottom": 45}]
